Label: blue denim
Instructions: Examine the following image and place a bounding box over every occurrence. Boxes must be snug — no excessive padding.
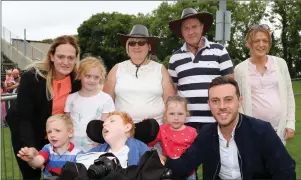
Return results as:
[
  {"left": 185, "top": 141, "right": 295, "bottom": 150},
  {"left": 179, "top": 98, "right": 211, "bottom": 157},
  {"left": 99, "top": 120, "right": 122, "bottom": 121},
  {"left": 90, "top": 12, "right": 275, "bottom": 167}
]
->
[{"left": 187, "top": 172, "right": 197, "bottom": 180}]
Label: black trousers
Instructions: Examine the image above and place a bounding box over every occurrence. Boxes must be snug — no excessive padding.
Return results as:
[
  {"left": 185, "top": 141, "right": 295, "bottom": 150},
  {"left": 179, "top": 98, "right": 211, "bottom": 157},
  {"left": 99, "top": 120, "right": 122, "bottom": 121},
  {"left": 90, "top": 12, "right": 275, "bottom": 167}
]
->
[{"left": 11, "top": 133, "right": 48, "bottom": 180}]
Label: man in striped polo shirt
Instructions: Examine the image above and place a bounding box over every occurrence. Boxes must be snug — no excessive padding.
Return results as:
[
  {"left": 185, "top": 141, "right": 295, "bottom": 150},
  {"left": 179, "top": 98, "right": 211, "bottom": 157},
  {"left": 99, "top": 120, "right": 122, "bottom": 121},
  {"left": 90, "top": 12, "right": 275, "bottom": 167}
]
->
[{"left": 168, "top": 8, "right": 234, "bottom": 133}]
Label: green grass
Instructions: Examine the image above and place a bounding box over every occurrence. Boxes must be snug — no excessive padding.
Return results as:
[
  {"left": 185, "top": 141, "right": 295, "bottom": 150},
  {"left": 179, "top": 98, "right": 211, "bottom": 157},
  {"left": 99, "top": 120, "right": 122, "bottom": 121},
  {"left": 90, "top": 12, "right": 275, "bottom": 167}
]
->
[
  {"left": 1, "top": 81, "right": 301, "bottom": 179},
  {"left": 197, "top": 81, "right": 301, "bottom": 179},
  {"left": 1, "top": 128, "right": 23, "bottom": 180}
]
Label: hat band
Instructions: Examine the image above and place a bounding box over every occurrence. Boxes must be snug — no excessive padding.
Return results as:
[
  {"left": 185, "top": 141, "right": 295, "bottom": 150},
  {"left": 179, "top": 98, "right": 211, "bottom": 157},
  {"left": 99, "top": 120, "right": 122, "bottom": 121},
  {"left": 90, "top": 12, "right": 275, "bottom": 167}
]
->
[
  {"left": 129, "top": 33, "right": 149, "bottom": 37},
  {"left": 182, "top": 13, "right": 196, "bottom": 18}
]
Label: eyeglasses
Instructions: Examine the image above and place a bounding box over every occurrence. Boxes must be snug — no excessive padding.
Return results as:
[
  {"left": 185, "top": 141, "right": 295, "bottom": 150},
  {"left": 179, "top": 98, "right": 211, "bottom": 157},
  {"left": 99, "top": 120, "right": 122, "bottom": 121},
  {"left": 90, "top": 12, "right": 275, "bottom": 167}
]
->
[{"left": 128, "top": 41, "right": 148, "bottom": 47}]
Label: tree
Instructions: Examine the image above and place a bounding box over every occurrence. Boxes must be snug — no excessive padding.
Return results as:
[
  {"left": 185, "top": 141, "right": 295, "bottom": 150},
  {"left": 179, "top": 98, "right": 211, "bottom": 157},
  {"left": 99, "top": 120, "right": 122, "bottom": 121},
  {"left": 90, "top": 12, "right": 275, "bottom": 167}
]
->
[
  {"left": 269, "top": 1, "right": 301, "bottom": 77},
  {"left": 77, "top": 12, "right": 135, "bottom": 70},
  {"left": 226, "top": 0, "right": 267, "bottom": 66}
]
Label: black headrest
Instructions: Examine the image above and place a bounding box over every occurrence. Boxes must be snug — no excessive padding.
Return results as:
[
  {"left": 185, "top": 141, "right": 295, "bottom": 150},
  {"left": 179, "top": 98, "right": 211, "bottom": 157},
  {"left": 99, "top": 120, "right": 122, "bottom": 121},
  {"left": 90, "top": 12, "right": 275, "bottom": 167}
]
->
[{"left": 86, "top": 118, "right": 160, "bottom": 144}]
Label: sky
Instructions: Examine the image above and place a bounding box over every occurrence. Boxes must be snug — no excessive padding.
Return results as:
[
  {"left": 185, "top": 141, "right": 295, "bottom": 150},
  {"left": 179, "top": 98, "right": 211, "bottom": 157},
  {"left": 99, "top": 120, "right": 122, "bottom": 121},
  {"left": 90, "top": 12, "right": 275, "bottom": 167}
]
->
[{"left": 2, "top": 1, "right": 164, "bottom": 41}]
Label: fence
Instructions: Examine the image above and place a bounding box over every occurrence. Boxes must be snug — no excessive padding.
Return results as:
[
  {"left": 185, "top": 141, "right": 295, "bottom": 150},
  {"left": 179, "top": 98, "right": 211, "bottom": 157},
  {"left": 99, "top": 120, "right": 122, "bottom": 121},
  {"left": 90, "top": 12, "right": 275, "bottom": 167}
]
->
[
  {"left": 1, "top": 94, "right": 22, "bottom": 180},
  {"left": 1, "top": 79, "right": 301, "bottom": 179},
  {"left": 1, "top": 27, "right": 46, "bottom": 65}
]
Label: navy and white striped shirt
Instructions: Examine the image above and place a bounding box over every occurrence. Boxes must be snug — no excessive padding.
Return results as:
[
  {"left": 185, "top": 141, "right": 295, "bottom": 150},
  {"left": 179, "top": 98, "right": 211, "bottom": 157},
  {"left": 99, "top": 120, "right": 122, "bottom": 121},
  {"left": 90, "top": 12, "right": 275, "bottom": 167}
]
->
[{"left": 168, "top": 37, "right": 234, "bottom": 123}]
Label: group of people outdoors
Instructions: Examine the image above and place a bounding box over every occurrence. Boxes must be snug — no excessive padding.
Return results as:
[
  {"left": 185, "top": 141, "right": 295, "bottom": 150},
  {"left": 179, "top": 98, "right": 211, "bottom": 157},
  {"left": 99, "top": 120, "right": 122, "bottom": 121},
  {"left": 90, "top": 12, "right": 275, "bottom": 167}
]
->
[
  {"left": 2, "top": 68, "right": 21, "bottom": 94},
  {"left": 5, "top": 7, "right": 296, "bottom": 180}
]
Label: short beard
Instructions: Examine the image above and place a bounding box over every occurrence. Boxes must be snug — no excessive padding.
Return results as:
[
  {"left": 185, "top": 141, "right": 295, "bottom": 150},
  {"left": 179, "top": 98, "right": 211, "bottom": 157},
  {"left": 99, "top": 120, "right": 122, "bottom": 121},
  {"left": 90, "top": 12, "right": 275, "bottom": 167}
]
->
[{"left": 215, "top": 110, "right": 239, "bottom": 128}]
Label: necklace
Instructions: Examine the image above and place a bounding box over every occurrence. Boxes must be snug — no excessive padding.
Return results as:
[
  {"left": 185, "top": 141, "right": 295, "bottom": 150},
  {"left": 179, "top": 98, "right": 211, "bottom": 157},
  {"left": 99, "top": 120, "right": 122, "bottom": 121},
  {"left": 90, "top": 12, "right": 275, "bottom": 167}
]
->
[{"left": 130, "top": 55, "right": 148, "bottom": 78}]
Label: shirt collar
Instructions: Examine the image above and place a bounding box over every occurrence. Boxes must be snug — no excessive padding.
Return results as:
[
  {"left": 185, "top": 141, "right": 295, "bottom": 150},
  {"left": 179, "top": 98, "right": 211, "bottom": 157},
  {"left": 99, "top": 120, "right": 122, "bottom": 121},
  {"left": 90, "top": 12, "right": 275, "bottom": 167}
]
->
[
  {"left": 52, "top": 142, "right": 74, "bottom": 152},
  {"left": 217, "top": 117, "right": 239, "bottom": 140},
  {"left": 248, "top": 55, "right": 275, "bottom": 71},
  {"left": 180, "top": 36, "right": 210, "bottom": 52}
]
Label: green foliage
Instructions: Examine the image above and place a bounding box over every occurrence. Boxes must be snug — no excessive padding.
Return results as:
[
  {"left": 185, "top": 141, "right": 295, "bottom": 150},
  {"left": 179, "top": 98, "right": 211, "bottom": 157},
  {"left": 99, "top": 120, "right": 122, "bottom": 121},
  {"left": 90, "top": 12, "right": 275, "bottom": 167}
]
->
[
  {"left": 226, "top": 0, "right": 267, "bottom": 66},
  {"left": 269, "top": 1, "right": 301, "bottom": 77},
  {"left": 77, "top": 12, "right": 135, "bottom": 70}
]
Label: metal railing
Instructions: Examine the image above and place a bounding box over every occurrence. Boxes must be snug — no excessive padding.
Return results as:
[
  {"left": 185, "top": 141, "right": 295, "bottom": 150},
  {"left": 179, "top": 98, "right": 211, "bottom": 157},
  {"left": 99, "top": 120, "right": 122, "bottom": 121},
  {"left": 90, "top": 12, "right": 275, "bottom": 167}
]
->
[
  {"left": 1, "top": 93, "right": 22, "bottom": 180},
  {"left": 2, "top": 26, "right": 45, "bottom": 61}
]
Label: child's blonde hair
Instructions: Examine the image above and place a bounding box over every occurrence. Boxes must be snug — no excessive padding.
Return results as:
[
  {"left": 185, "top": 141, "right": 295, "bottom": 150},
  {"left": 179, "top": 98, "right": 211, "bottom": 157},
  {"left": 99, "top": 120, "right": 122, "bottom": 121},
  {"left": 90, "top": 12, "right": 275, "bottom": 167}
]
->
[
  {"left": 46, "top": 114, "right": 73, "bottom": 131},
  {"left": 164, "top": 95, "right": 190, "bottom": 123},
  {"left": 107, "top": 111, "right": 135, "bottom": 137},
  {"left": 77, "top": 56, "right": 107, "bottom": 84}
]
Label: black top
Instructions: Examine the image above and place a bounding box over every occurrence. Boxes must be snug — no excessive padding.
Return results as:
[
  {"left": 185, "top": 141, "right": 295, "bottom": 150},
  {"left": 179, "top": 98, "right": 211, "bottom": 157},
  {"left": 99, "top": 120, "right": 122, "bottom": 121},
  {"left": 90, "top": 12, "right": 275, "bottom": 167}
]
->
[
  {"left": 6, "top": 68, "right": 81, "bottom": 149},
  {"left": 166, "top": 114, "right": 296, "bottom": 180}
]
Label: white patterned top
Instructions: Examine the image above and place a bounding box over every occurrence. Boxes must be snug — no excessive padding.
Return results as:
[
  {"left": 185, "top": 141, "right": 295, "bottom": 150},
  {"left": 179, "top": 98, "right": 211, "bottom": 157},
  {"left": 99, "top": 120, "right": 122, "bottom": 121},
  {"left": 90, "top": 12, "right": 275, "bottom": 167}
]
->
[{"left": 65, "top": 91, "right": 115, "bottom": 152}]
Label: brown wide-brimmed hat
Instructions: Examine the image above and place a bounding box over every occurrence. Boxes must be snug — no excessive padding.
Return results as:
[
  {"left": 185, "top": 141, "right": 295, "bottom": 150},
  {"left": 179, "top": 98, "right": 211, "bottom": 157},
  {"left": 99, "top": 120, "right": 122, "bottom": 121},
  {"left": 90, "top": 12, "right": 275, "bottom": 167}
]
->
[
  {"left": 169, "top": 7, "right": 214, "bottom": 38},
  {"left": 118, "top": 24, "right": 160, "bottom": 54}
]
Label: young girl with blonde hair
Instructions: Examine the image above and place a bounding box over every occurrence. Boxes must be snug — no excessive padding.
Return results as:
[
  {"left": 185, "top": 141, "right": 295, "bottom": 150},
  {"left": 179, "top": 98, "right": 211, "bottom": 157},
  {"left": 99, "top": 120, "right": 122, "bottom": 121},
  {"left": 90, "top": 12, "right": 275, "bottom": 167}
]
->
[
  {"left": 149, "top": 95, "right": 198, "bottom": 180},
  {"left": 65, "top": 56, "right": 115, "bottom": 152}
]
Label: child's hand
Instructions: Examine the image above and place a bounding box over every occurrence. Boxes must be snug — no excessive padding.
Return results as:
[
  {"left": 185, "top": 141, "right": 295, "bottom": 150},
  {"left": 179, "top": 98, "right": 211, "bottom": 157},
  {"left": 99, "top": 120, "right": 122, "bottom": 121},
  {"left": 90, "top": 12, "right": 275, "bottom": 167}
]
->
[
  {"left": 17, "top": 147, "right": 38, "bottom": 162},
  {"left": 92, "top": 142, "right": 100, "bottom": 147},
  {"left": 159, "top": 155, "right": 166, "bottom": 165}
]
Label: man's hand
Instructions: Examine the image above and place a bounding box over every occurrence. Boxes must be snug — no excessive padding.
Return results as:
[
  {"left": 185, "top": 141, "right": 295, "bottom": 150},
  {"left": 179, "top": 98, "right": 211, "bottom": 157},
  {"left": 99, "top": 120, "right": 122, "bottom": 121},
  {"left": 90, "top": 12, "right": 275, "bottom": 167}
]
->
[
  {"left": 17, "top": 147, "right": 38, "bottom": 162},
  {"left": 284, "top": 128, "right": 295, "bottom": 140}
]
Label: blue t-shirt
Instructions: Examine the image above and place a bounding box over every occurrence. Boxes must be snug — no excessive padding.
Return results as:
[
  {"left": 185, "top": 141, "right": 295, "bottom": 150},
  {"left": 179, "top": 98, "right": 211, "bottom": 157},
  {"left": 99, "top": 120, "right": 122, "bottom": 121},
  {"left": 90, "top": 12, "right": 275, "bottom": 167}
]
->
[{"left": 38, "top": 143, "right": 82, "bottom": 177}]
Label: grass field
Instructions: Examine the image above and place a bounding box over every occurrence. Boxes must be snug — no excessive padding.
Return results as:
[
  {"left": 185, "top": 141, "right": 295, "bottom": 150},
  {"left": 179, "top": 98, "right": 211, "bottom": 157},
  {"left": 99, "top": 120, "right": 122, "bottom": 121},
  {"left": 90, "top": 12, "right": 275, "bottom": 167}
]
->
[{"left": 1, "top": 81, "right": 301, "bottom": 179}]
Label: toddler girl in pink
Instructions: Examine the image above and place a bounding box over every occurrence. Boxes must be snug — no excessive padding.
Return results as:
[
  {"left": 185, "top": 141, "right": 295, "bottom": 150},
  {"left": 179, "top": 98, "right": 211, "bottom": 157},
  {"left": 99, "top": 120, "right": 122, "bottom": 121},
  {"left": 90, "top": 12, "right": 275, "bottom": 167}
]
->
[{"left": 148, "top": 95, "right": 197, "bottom": 180}]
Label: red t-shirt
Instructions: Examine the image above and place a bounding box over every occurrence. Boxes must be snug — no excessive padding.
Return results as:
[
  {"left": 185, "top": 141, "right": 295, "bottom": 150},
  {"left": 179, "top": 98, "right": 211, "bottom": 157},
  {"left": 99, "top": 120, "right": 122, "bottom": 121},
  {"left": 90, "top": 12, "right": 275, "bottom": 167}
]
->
[{"left": 148, "top": 124, "right": 198, "bottom": 158}]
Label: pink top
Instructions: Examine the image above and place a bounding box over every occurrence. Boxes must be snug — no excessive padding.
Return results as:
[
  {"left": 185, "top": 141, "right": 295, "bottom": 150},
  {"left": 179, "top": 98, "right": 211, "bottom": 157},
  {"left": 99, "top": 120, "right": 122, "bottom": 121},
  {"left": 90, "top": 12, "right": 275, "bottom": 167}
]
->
[
  {"left": 248, "top": 56, "right": 281, "bottom": 130},
  {"left": 148, "top": 124, "right": 198, "bottom": 158},
  {"left": 5, "top": 75, "right": 15, "bottom": 84}
]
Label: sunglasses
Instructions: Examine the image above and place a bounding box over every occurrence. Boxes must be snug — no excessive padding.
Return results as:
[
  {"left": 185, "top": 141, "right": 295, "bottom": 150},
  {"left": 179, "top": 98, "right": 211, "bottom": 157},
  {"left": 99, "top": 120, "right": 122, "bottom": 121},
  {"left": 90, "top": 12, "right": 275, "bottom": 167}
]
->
[
  {"left": 128, "top": 41, "right": 148, "bottom": 47},
  {"left": 248, "top": 24, "right": 271, "bottom": 32}
]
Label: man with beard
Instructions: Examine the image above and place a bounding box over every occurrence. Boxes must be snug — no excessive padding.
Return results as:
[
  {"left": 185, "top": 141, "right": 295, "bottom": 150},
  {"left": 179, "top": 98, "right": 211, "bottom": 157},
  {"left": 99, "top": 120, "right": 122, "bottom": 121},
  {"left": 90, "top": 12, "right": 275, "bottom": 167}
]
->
[{"left": 163, "top": 76, "right": 295, "bottom": 180}]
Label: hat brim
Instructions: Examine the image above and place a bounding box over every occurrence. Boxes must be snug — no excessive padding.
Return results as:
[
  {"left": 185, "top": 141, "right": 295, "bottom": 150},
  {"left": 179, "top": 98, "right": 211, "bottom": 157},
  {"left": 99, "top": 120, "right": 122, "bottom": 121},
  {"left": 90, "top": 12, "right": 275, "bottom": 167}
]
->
[
  {"left": 118, "top": 34, "right": 160, "bottom": 54},
  {"left": 86, "top": 119, "right": 160, "bottom": 144},
  {"left": 169, "top": 12, "right": 213, "bottom": 38}
]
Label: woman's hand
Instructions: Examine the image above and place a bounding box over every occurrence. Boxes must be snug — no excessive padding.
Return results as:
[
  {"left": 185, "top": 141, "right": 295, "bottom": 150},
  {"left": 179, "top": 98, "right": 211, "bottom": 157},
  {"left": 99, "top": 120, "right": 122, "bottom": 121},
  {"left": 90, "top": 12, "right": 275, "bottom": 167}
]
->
[{"left": 284, "top": 128, "right": 295, "bottom": 140}]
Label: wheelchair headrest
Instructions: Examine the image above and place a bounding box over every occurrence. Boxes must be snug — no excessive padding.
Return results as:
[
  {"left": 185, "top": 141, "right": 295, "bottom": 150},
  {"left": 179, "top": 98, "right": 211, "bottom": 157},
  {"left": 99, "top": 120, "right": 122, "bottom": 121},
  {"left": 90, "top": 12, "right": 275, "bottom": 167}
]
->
[{"left": 86, "top": 118, "right": 160, "bottom": 144}]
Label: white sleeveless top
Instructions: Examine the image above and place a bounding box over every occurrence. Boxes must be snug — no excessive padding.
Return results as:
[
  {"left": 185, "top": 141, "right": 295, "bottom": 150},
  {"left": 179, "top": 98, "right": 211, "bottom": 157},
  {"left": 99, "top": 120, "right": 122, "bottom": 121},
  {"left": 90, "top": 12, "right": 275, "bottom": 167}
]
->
[{"left": 115, "top": 60, "right": 164, "bottom": 124}]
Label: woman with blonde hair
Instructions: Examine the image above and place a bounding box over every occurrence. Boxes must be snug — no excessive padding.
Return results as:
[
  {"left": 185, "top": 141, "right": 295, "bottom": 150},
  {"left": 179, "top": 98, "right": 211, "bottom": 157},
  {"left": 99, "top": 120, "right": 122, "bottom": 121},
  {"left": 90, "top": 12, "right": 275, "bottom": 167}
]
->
[
  {"left": 6, "top": 35, "right": 81, "bottom": 179},
  {"left": 234, "top": 24, "right": 295, "bottom": 144}
]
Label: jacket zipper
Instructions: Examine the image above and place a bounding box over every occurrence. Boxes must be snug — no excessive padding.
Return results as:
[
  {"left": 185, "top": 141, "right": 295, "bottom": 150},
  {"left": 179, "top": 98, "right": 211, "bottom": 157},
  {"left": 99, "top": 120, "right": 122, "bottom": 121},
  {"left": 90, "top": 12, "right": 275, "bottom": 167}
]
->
[
  {"left": 237, "top": 148, "right": 243, "bottom": 179},
  {"left": 213, "top": 161, "right": 220, "bottom": 180}
]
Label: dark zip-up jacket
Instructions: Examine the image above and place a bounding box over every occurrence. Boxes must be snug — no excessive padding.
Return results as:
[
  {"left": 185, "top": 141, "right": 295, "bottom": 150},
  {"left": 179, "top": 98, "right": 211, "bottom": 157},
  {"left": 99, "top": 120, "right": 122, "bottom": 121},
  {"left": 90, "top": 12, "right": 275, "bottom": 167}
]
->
[
  {"left": 166, "top": 113, "right": 296, "bottom": 180},
  {"left": 6, "top": 68, "right": 81, "bottom": 150}
]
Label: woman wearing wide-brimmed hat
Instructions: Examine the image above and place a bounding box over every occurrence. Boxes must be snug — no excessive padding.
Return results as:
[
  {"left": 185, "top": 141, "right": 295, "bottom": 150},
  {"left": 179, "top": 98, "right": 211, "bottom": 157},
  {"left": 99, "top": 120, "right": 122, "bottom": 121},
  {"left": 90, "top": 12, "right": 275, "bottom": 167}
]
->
[{"left": 103, "top": 24, "right": 176, "bottom": 125}]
